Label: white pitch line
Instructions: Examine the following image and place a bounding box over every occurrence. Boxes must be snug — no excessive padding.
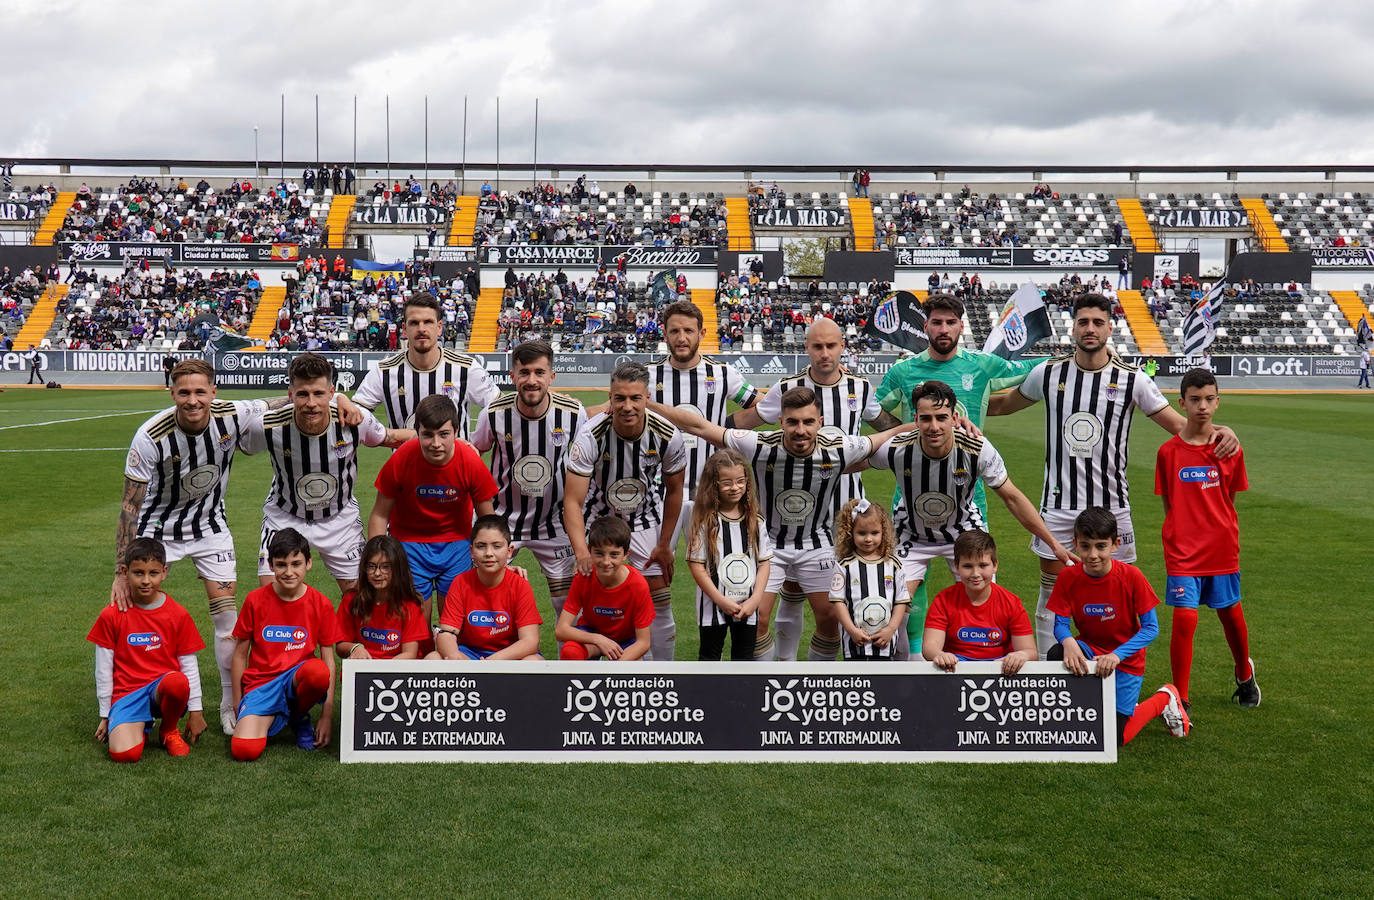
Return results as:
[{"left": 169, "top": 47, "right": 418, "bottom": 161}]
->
[
  {"left": 0, "top": 447, "right": 125, "bottom": 452},
  {"left": 0, "top": 409, "right": 159, "bottom": 431}
]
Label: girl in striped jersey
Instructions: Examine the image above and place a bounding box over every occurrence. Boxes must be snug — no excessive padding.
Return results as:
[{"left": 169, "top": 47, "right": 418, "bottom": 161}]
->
[
  {"left": 830, "top": 499, "right": 909, "bottom": 660},
  {"left": 686, "top": 450, "right": 773, "bottom": 661}
]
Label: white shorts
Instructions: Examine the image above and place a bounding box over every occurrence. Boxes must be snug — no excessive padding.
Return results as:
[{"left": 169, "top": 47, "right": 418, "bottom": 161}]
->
[
  {"left": 896, "top": 538, "right": 957, "bottom": 585},
  {"left": 1032, "top": 507, "right": 1136, "bottom": 563},
  {"left": 628, "top": 523, "right": 667, "bottom": 578},
  {"left": 765, "top": 544, "right": 838, "bottom": 595},
  {"left": 160, "top": 531, "right": 237, "bottom": 585},
  {"left": 514, "top": 536, "right": 578, "bottom": 580},
  {"left": 258, "top": 504, "right": 365, "bottom": 580}
]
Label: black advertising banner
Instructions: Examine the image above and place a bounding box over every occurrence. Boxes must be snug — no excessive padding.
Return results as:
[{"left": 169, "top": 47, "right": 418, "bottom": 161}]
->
[
  {"left": 483, "top": 245, "right": 718, "bottom": 268},
  {"left": 864, "top": 290, "right": 928, "bottom": 354},
  {"left": 0, "top": 200, "right": 43, "bottom": 220},
  {"left": 1311, "top": 247, "right": 1374, "bottom": 268},
  {"left": 1155, "top": 207, "right": 1249, "bottom": 229},
  {"left": 752, "top": 208, "right": 846, "bottom": 228},
  {"left": 1118, "top": 355, "right": 1234, "bottom": 377},
  {"left": 59, "top": 241, "right": 288, "bottom": 265},
  {"left": 413, "top": 246, "right": 478, "bottom": 263},
  {"left": 893, "top": 247, "right": 1128, "bottom": 269},
  {"left": 354, "top": 204, "right": 449, "bottom": 226},
  {"left": 341, "top": 661, "right": 1116, "bottom": 763}
]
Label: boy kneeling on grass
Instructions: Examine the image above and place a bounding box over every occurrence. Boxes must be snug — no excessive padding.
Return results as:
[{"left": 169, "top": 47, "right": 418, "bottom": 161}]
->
[
  {"left": 89, "top": 537, "right": 205, "bottom": 762},
  {"left": 429, "top": 515, "right": 543, "bottom": 661},
  {"left": 230, "top": 528, "right": 344, "bottom": 761},
  {"left": 1047, "top": 507, "right": 1191, "bottom": 745},
  {"left": 556, "top": 516, "right": 654, "bottom": 661},
  {"left": 922, "top": 530, "right": 1037, "bottom": 675}
]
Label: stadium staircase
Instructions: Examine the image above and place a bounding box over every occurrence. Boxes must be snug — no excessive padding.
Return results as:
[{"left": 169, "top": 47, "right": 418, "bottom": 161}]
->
[
  {"left": 724, "top": 198, "right": 752, "bottom": 250},
  {"left": 468, "top": 287, "right": 504, "bottom": 353},
  {"left": 1116, "top": 289, "right": 1169, "bottom": 354},
  {"left": 1115, "top": 198, "right": 1161, "bottom": 253},
  {"left": 33, "top": 192, "right": 76, "bottom": 246},
  {"left": 692, "top": 288, "right": 720, "bottom": 354},
  {"left": 14, "top": 284, "right": 67, "bottom": 348},
  {"left": 847, "top": 197, "right": 875, "bottom": 251},
  {"left": 244, "top": 285, "right": 287, "bottom": 349},
  {"left": 1240, "top": 198, "right": 1288, "bottom": 251},
  {"left": 325, "top": 195, "right": 357, "bottom": 249},
  {"left": 1329, "top": 290, "right": 1372, "bottom": 331},
  {"left": 447, "top": 195, "right": 480, "bottom": 245}
]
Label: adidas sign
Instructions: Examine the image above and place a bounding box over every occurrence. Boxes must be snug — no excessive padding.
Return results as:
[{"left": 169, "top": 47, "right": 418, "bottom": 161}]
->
[
  {"left": 761, "top": 356, "right": 788, "bottom": 374},
  {"left": 733, "top": 357, "right": 754, "bottom": 374}
]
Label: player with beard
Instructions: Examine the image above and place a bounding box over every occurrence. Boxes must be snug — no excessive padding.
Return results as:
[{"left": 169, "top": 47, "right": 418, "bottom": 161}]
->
[
  {"left": 991, "top": 294, "right": 1240, "bottom": 655},
  {"left": 471, "top": 340, "right": 587, "bottom": 621},
  {"left": 731, "top": 317, "right": 882, "bottom": 659},
  {"left": 353, "top": 294, "right": 499, "bottom": 438}
]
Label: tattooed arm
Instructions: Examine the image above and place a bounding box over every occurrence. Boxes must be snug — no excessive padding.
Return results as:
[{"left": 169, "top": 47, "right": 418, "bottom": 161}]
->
[{"left": 110, "top": 478, "right": 147, "bottom": 611}]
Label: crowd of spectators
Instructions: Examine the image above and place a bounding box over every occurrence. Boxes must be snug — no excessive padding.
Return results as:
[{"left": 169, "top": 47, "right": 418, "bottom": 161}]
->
[
  {"left": 716, "top": 260, "right": 892, "bottom": 352},
  {"left": 495, "top": 262, "right": 676, "bottom": 351},
  {"left": 877, "top": 187, "right": 1026, "bottom": 249},
  {"left": 51, "top": 176, "right": 325, "bottom": 246}
]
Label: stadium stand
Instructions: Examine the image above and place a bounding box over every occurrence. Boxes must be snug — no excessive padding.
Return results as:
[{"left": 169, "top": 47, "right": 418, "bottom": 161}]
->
[
  {"left": 471, "top": 185, "right": 728, "bottom": 248},
  {"left": 1263, "top": 191, "right": 1374, "bottom": 250},
  {"left": 872, "top": 188, "right": 1129, "bottom": 250}
]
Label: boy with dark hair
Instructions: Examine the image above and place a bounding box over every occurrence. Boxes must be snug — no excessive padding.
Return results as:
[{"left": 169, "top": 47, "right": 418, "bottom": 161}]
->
[
  {"left": 555, "top": 516, "right": 654, "bottom": 661},
  {"left": 88, "top": 538, "right": 204, "bottom": 762},
  {"left": 430, "top": 514, "right": 543, "bottom": 661},
  {"left": 229, "top": 528, "right": 344, "bottom": 761},
  {"left": 1047, "top": 507, "right": 1191, "bottom": 744},
  {"left": 1155, "top": 368, "right": 1257, "bottom": 709},
  {"left": 922, "top": 530, "right": 1037, "bottom": 674}
]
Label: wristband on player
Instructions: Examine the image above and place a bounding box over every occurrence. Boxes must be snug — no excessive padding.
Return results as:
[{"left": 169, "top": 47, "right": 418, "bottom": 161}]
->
[{"left": 723, "top": 413, "right": 736, "bottom": 428}]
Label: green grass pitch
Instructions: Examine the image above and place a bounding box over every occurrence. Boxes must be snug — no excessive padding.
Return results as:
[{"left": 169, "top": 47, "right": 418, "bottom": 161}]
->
[{"left": 0, "top": 386, "right": 1369, "bottom": 897}]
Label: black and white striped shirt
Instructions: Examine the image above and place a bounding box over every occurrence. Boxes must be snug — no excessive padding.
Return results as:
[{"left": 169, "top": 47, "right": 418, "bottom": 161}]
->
[
  {"left": 471, "top": 391, "right": 587, "bottom": 541},
  {"left": 686, "top": 513, "right": 773, "bottom": 626},
  {"left": 649, "top": 357, "right": 758, "bottom": 496},
  {"left": 565, "top": 410, "right": 687, "bottom": 531},
  {"left": 1017, "top": 353, "right": 1168, "bottom": 511},
  {"left": 353, "top": 348, "right": 499, "bottom": 438},
  {"left": 868, "top": 430, "right": 1008, "bottom": 544},
  {"left": 125, "top": 400, "right": 263, "bottom": 542},
  {"left": 723, "top": 428, "right": 873, "bottom": 550},
  {"left": 829, "top": 554, "right": 910, "bottom": 659},
  {"left": 755, "top": 366, "right": 882, "bottom": 504},
  {"left": 240, "top": 402, "right": 387, "bottom": 521}
]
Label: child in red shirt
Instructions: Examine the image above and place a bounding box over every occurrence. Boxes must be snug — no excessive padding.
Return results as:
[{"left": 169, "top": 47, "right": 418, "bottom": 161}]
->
[
  {"left": 556, "top": 516, "right": 654, "bottom": 660},
  {"left": 336, "top": 535, "right": 429, "bottom": 661},
  {"left": 88, "top": 538, "right": 204, "bottom": 762},
  {"left": 431, "top": 516, "right": 542, "bottom": 661},
  {"left": 1155, "top": 368, "right": 1257, "bottom": 710},
  {"left": 229, "top": 528, "right": 344, "bottom": 761},
  {"left": 922, "top": 530, "right": 1036, "bottom": 675}
]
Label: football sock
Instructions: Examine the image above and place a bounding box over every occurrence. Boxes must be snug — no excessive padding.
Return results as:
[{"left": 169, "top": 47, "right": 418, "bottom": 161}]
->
[
  {"left": 1170, "top": 607, "right": 1199, "bottom": 702},
  {"left": 547, "top": 576, "right": 573, "bottom": 620},
  {"left": 1035, "top": 573, "right": 1058, "bottom": 659},
  {"left": 230, "top": 736, "right": 266, "bottom": 762},
  {"left": 905, "top": 581, "right": 929, "bottom": 644},
  {"left": 1121, "top": 691, "right": 1171, "bottom": 745},
  {"left": 291, "top": 658, "right": 330, "bottom": 715},
  {"left": 157, "top": 671, "right": 191, "bottom": 737},
  {"left": 649, "top": 587, "right": 676, "bottom": 661},
  {"left": 1217, "top": 604, "right": 1252, "bottom": 681},
  {"left": 209, "top": 605, "right": 238, "bottom": 694},
  {"left": 807, "top": 633, "right": 842, "bottom": 661},
  {"left": 110, "top": 741, "right": 145, "bottom": 763},
  {"left": 559, "top": 641, "right": 590, "bottom": 661},
  {"left": 752, "top": 631, "right": 775, "bottom": 660},
  {"left": 773, "top": 589, "right": 806, "bottom": 661}
]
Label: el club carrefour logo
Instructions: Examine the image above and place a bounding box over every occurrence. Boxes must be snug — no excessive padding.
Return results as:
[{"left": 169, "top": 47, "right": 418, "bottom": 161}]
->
[
  {"left": 956, "top": 626, "right": 1002, "bottom": 645},
  {"left": 417, "top": 485, "right": 462, "bottom": 501},
  {"left": 126, "top": 632, "right": 163, "bottom": 649},
  {"left": 468, "top": 610, "right": 510, "bottom": 628},
  {"left": 1178, "top": 466, "right": 1219, "bottom": 484},
  {"left": 263, "top": 625, "right": 309, "bottom": 643},
  {"left": 361, "top": 627, "right": 402, "bottom": 644}
]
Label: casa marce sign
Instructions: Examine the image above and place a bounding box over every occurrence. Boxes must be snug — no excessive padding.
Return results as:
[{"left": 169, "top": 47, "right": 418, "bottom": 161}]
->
[{"left": 484, "top": 245, "right": 719, "bottom": 267}]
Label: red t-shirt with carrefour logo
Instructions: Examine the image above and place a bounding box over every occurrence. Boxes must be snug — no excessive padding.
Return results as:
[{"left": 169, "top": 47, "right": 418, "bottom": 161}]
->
[
  {"left": 1154, "top": 436, "right": 1248, "bottom": 575},
  {"left": 439, "top": 568, "right": 542, "bottom": 653},
  {"left": 375, "top": 438, "right": 497, "bottom": 543},
  {"left": 925, "top": 583, "right": 1032, "bottom": 660},
  {"left": 562, "top": 568, "right": 655, "bottom": 644},
  {"left": 232, "top": 584, "right": 344, "bottom": 692}
]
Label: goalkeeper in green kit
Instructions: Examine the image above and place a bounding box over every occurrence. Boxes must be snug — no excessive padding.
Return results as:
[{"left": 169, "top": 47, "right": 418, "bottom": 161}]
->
[{"left": 870, "top": 293, "right": 1047, "bottom": 646}]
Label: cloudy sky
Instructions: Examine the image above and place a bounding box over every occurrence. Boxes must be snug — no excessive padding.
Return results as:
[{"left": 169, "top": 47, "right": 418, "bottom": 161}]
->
[{"left": 7, "top": 0, "right": 1374, "bottom": 173}]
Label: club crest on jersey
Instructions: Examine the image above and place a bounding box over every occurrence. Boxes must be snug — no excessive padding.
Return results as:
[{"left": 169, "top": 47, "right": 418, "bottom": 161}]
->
[
  {"left": 551, "top": 427, "right": 566, "bottom": 446},
  {"left": 1106, "top": 382, "right": 1119, "bottom": 400},
  {"left": 218, "top": 433, "right": 235, "bottom": 450},
  {"left": 956, "top": 626, "right": 1002, "bottom": 644},
  {"left": 645, "top": 447, "right": 659, "bottom": 458},
  {"left": 417, "top": 484, "right": 462, "bottom": 501},
  {"left": 334, "top": 439, "right": 350, "bottom": 459},
  {"left": 953, "top": 467, "right": 971, "bottom": 486},
  {"left": 468, "top": 610, "right": 510, "bottom": 629},
  {"left": 818, "top": 461, "right": 837, "bottom": 478},
  {"left": 263, "top": 625, "right": 309, "bottom": 644},
  {"left": 705, "top": 377, "right": 717, "bottom": 394},
  {"left": 126, "top": 632, "right": 163, "bottom": 650},
  {"left": 847, "top": 392, "right": 858, "bottom": 410},
  {"left": 361, "top": 626, "right": 402, "bottom": 645},
  {"left": 126, "top": 448, "right": 142, "bottom": 470},
  {"left": 962, "top": 373, "right": 975, "bottom": 391}
]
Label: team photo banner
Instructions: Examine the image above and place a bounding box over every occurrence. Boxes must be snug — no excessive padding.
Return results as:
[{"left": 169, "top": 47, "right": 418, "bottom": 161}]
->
[{"left": 340, "top": 661, "right": 1116, "bottom": 763}]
